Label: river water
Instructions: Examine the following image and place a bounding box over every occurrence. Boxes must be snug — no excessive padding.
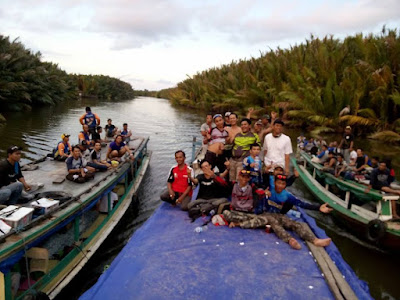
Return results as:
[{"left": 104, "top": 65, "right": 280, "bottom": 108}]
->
[{"left": 0, "top": 97, "right": 398, "bottom": 299}]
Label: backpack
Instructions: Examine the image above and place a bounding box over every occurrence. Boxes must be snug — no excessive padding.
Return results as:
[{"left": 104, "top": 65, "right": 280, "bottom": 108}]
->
[{"left": 188, "top": 202, "right": 215, "bottom": 220}]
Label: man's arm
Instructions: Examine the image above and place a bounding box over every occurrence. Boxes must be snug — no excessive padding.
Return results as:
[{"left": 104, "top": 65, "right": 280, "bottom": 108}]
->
[
  {"left": 176, "top": 185, "right": 192, "bottom": 204},
  {"left": 285, "top": 154, "right": 290, "bottom": 175},
  {"left": 124, "top": 145, "right": 134, "bottom": 159},
  {"left": 79, "top": 113, "right": 85, "bottom": 125},
  {"left": 95, "top": 113, "right": 100, "bottom": 126}
]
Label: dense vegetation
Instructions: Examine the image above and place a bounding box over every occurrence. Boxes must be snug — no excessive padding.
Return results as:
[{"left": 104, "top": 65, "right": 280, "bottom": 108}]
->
[
  {"left": 159, "top": 27, "right": 400, "bottom": 141},
  {"left": 0, "top": 35, "right": 135, "bottom": 123}
]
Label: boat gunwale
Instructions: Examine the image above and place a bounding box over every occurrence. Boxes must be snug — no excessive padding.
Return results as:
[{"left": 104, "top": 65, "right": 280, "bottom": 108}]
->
[{"left": 0, "top": 137, "right": 150, "bottom": 261}]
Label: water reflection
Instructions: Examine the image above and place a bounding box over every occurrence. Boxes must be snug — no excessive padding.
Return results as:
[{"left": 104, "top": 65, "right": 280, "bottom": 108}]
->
[{"left": 0, "top": 97, "right": 398, "bottom": 300}]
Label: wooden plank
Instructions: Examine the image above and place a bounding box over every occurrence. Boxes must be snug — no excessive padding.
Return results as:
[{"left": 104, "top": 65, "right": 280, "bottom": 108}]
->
[{"left": 304, "top": 224, "right": 358, "bottom": 300}]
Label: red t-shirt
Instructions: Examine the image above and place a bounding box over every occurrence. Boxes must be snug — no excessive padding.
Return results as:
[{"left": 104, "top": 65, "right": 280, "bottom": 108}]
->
[{"left": 167, "top": 164, "right": 193, "bottom": 195}]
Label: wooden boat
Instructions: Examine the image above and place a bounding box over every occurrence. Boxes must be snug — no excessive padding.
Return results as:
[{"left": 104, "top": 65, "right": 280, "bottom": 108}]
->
[
  {"left": 0, "top": 137, "right": 151, "bottom": 299},
  {"left": 293, "top": 150, "right": 400, "bottom": 251},
  {"left": 78, "top": 139, "right": 372, "bottom": 300}
]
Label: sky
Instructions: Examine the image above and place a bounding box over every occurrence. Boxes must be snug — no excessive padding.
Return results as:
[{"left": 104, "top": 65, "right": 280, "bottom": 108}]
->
[{"left": 0, "top": 0, "right": 399, "bottom": 91}]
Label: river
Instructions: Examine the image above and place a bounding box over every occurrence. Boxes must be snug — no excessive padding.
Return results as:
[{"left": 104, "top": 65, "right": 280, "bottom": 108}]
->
[{"left": 0, "top": 97, "right": 398, "bottom": 300}]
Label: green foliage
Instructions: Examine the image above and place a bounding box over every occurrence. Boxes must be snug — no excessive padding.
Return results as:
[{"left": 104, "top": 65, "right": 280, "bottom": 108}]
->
[
  {"left": 0, "top": 35, "right": 135, "bottom": 118},
  {"left": 159, "top": 28, "right": 400, "bottom": 136},
  {"left": 369, "top": 130, "right": 400, "bottom": 143}
]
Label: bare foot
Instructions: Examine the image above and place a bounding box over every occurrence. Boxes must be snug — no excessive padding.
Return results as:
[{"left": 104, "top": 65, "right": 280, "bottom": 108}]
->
[
  {"left": 229, "top": 222, "right": 238, "bottom": 228},
  {"left": 289, "top": 238, "right": 301, "bottom": 250},
  {"left": 313, "top": 238, "right": 331, "bottom": 247}
]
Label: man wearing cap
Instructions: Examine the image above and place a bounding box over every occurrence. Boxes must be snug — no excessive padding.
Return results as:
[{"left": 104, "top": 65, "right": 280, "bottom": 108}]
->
[
  {"left": 0, "top": 146, "right": 30, "bottom": 205},
  {"left": 79, "top": 107, "right": 100, "bottom": 135},
  {"left": 263, "top": 119, "right": 293, "bottom": 175},
  {"left": 54, "top": 134, "right": 71, "bottom": 161},
  {"left": 338, "top": 126, "right": 354, "bottom": 164}
]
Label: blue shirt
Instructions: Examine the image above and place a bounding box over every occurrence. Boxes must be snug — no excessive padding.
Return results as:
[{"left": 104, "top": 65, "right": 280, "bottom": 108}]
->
[
  {"left": 243, "top": 156, "right": 262, "bottom": 186},
  {"left": 109, "top": 141, "right": 126, "bottom": 151}
]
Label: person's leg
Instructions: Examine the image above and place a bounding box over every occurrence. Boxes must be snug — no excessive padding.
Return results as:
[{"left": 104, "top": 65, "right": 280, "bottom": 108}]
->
[
  {"left": 215, "top": 154, "right": 226, "bottom": 173},
  {"left": 211, "top": 197, "right": 228, "bottom": 207},
  {"left": 187, "top": 199, "right": 209, "bottom": 210},
  {"left": 87, "top": 162, "right": 108, "bottom": 172},
  {"left": 110, "top": 150, "right": 119, "bottom": 159},
  {"left": 343, "top": 149, "right": 350, "bottom": 164},
  {"left": 180, "top": 195, "right": 191, "bottom": 211},
  {"left": 118, "top": 147, "right": 127, "bottom": 157},
  {"left": 267, "top": 214, "right": 295, "bottom": 244},
  {"left": 0, "top": 187, "right": 12, "bottom": 205},
  {"left": 239, "top": 214, "right": 269, "bottom": 229},
  {"left": 66, "top": 174, "right": 86, "bottom": 183},
  {"left": 5, "top": 182, "right": 23, "bottom": 205},
  {"left": 224, "top": 210, "right": 254, "bottom": 224}
]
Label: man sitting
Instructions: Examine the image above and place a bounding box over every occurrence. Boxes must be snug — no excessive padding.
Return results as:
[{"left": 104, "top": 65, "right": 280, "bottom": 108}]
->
[
  {"left": 366, "top": 161, "right": 400, "bottom": 219},
  {"left": 106, "top": 135, "right": 134, "bottom": 161},
  {"left": 119, "top": 123, "right": 132, "bottom": 143},
  {"left": 54, "top": 134, "right": 71, "bottom": 161},
  {"left": 187, "top": 159, "right": 230, "bottom": 215},
  {"left": 160, "top": 150, "right": 193, "bottom": 211},
  {"left": 322, "top": 151, "right": 337, "bottom": 174},
  {"left": 105, "top": 119, "right": 118, "bottom": 139},
  {"left": 88, "top": 142, "right": 111, "bottom": 171},
  {"left": 223, "top": 174, "right": 332, "bottom": 250},
  {"left": 334, "top": 153, "right": 348, "bottom": 178},
  {"left": 0, "top": 146, "right": 31, "bottom": 205},
  {"left": 92, "top": 126, "right": 105, "bottom": 144},
  {"left": 66, "top": 146, "right": 95, "bottom": 183},
  {"left": 78, "top": 125, "right": 93, "bottom": 147},
  {"left": 353, "top": 148, "right": 370, "bottom": 174},
  {"left": 311, "top": 144, "right": 329, "bottom": 164}
]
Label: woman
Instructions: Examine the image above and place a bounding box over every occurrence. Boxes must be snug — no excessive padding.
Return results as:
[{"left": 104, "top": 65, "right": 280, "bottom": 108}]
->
[{"left": 106, "top": 135, "right": 134, "bottom": 161}]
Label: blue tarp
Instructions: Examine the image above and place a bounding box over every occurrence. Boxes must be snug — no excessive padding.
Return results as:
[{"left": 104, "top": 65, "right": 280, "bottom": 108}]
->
[{"left": 80, "top": 203, "right": 371, "bottom": 300}]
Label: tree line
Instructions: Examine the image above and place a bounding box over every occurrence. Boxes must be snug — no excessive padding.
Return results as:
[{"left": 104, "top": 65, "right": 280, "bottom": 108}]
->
[
  {"left": 0, "top": 35, "right": 135, "bottom": 123},
  {"left": 158, "top": 27, "right": 400, "bottom": 142}
]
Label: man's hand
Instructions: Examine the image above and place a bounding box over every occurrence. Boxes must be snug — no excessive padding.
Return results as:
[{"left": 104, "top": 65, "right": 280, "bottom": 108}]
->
[
  {"left": 24, "top": 183, "right": 31, "bottom": 191},
  {"left": 264, "top": 187, "right": 271, "bottom": 197},
  {"left": 224, "top": 158, "right": 230, "bottom": 169},
  {"left": 176, "top": 195, "right": 184, "bottom": 204},
  {"left": 294, "top": 169, "right": 299, "bottom": 177},
  {"left": 187, "top": 167, "right": 192, "bottom": 177},
  {"left": 250, "top": 163, "right": 255, "bottom": 168},
  {"left": 169, "top": 190, "right": 175, "bottom": 199},
  {"left": 320, "top": 203, "right": 333, "bottom": 214}
]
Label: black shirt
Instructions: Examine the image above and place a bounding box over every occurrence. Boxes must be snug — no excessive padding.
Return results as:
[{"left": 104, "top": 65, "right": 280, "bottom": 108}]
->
[
  {"left": 342, "top": 133, "right": 354, "bottom": 149},
  {"left": 0, "top": 159, "right": 23, "bottom": 188},
  {"left": 105, "top": 125, "right": 116, "bottom": 137},
  {"left": 92, "top": 132, "right": 101, "bottom": 141},
  {"left": 196, "top": 174, "right": 223, "bottom": 200}
]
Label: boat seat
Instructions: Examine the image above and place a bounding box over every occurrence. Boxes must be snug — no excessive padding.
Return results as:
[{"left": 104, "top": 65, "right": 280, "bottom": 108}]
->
[{"left": 26, "top": 247, "right": 49, "bottom": 274}]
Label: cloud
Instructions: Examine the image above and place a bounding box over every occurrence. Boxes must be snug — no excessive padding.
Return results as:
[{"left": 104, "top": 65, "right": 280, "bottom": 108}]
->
[{"left": 87, "top": 0, "right": 194, "bottom": 49}]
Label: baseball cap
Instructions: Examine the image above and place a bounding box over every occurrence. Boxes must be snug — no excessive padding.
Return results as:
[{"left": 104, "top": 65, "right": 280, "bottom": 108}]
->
[
  {"left": 345, "top": 126, "right": 351, "bottom": 130},
  {"left": 7, "top": 145, "right": 23, "bottom": 154},
  {"left": 61, "top": 134, "right": 70, "bottom": 139},
  {"left": 261, "top": 114, "right": 271, "bottom": 120},
  {"left": 224, "top": 112, "right": 231, "bottom": 117},
  {"left": 274, "top": 163, "right": 284, "bottom": 170},
  {"left": 255, "top": 119, "right": 263, "bottom": 125}
]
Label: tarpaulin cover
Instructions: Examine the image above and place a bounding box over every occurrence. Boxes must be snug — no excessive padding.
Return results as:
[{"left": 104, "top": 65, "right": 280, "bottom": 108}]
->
[{"left": 80, "top": 203, "right": 370, "bottom": 300}]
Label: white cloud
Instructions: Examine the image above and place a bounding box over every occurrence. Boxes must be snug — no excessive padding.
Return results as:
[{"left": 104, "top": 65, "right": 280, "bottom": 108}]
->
[{"left": 0, "top": 0, "right": 399, "bottom": 90}]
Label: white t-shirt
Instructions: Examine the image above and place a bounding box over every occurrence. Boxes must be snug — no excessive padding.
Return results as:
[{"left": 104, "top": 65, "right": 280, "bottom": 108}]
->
[
  {"left": 263, "top": 133, "right": 293, "bottom": 168},
  {"left": 350, "top": 150, "right": 357, "bottom": 162}
]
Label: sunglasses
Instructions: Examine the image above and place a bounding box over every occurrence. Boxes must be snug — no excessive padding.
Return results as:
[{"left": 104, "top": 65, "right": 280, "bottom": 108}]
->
[
  {"left": 239, "top": 170, "right": 251, "bottom": 175},
  {"left": 275, "top": 174, "right": 287, "bottom": 180}
]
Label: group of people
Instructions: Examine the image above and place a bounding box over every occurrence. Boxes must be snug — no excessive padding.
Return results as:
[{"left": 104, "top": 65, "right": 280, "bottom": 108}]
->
[
  {"left": 56, "top": 107, "right": 135, "bottom": 184},
  {"left": 161, "top": 111, "right": 333, "bottom": 250},
  {"left": 298, "top": 125, "right": 400, "bottom": 218},
  {"left": 0, "top": 107, "right": 137, "bottom": 205}
]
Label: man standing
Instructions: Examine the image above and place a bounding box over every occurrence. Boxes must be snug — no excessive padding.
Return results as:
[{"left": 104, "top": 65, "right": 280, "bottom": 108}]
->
[
  {"left": 79, "top": 107, "right": 100, "bottom": 135},
  {"left": 0, "top": 146, "right": 30, "bottom": 205},
  {"left": 263, "top": 119, "right": 293, "bottom": 175},
  {"left": 230, "top": 118, "right": 260, "bottom": 181},
  {"left": 225, "top": 113, "right": 242, "bottom": 160},
  {"left": 338, "top": 126, "right": 354, "bottom": 163},
  {"left": 160, "top": 150, "right": 193, "bottom": 211}
]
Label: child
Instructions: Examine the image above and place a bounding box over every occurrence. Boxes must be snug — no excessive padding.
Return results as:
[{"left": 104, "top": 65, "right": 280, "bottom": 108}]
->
[
  {"left": 223, "top": 175, "right": 332, "bottom": 250},
  {"left": 231, "top": 169, "right": 253, "bottom": 212},
  {"left": 242, "top": 143, "right": 263, "bottom": 187}
]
